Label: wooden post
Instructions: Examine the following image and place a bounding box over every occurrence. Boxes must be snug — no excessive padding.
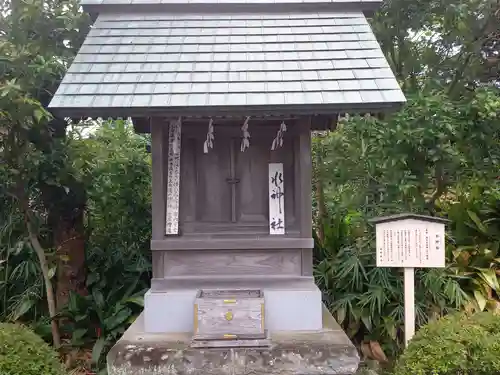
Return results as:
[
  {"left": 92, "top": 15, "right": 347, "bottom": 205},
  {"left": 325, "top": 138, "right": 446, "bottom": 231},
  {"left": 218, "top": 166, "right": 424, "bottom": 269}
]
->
[
  {"left": 151, "top": 119, "right": 166, "bottom": 240},
  {"left": 404, "top": 267, "right": 415, "bottom": 347},
  {"left": 298, "top": 120, "right": 313, "bottom": 276},
  {"left": 151, "top": 119, "right": 166, "bottom": 279}
]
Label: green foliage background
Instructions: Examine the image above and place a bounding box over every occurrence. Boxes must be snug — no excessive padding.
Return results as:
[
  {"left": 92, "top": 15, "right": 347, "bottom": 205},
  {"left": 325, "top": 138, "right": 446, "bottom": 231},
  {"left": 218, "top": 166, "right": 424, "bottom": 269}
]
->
[
  {"left": 312, "top": 89, "right": 500, "bottom": 357},
  {"left": 61, "top": 120, "right": 152, "bottom": 369}
]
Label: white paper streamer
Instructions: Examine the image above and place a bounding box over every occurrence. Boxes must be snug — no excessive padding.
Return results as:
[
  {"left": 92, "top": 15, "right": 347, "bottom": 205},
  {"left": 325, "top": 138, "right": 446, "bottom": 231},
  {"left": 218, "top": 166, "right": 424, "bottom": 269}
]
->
[
  {"left": 271, "top": 121, "right": 287, "bottom": 150},
  {"left": 171, "top": 117, "right": 181, "bottom": 155},
  {"left": 203, "top": 118, "right": 214, "bottom": 154},
  {"left": 240, "top": 116, "right": 251, "bottom": 152}
]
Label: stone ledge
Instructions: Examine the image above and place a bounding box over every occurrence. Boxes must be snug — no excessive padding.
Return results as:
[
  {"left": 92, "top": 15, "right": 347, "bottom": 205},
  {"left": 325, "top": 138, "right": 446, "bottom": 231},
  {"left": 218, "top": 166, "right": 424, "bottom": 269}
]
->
[{"left": 107, "top": 305, "right": 360, "bottom": 375}]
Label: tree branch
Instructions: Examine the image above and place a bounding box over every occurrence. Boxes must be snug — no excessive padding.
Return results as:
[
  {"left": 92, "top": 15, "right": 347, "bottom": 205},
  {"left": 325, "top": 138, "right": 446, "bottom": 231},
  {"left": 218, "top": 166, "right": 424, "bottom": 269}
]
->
[
  {"left": 448, "top": 14, "right": 495, "bottom": 96},
  {"left": 25, "top": 217, "right": 61, "bottom": 348},
  {"left": 426, "top": 163, "right": 447, "bottom": 209},
  {"left": 16, "top": 179, "right": 61, "bottom": 348}
]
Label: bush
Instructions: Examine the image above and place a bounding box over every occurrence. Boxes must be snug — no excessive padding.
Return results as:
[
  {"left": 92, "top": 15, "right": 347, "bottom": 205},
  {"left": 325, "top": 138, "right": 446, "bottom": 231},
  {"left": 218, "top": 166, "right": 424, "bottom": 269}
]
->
[
  {"left": 0, "top": 323, "right": 65, "bottom": 375},
  {"left": 392, "top": 312, "right": 500, "bottom": 375}
]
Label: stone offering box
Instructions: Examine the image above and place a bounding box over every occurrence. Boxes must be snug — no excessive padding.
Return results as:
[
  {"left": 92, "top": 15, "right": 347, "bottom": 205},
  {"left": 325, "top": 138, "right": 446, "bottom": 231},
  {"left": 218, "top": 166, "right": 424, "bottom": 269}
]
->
[
  {"left": 48, "top": 0, "right": 406, "bottom": 372},
  {"left": 192, "top": 289, "right": 270, "bottom": 348}
]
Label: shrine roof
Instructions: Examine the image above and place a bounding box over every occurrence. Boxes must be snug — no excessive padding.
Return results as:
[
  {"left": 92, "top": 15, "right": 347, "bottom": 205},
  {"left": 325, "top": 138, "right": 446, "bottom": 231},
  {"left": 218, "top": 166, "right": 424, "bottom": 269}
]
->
[
  {"left": 369, "top": 213, "right": 450, "bottom": 225},
  {"left": 48, "top": 6, "right": 406, "bottom": 118},
  {"left": 79, "top": 0, "right": 383, "bottom": 13}
]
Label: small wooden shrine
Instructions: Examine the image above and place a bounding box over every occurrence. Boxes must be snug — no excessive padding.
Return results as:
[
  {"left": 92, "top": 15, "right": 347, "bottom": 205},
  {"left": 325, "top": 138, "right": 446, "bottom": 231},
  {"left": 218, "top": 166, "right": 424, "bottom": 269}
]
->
[{"left": 49, "top": 0, "right": 405, "bottom": 372}]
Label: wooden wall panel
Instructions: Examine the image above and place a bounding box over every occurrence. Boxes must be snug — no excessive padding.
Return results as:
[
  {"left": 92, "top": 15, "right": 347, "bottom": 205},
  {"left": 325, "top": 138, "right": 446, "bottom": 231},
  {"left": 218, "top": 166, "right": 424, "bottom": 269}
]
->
[
  {"left": 163, "top": 249, "right": 301, "bottom": 276},
  {"left": 196, "top": 139, "right": 232, "bottom": 222},
  {"left": 236, "top": 139, "right": 269, "bottom": 224},
  {"left": 151, "top": 252, "right": 164, "bottom": 278},
  {"left": 179, "top": 138, "right": 197, "bottom": 223},
  {"left": 178, "top": 124, "right": 298, "bottom": 233}
]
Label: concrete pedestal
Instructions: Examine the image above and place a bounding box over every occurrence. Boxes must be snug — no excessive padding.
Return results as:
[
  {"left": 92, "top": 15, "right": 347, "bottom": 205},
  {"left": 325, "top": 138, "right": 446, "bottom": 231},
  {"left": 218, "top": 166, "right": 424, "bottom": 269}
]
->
[
  {"left": 144, "top": 283, "right": 323, "bottom": 333},
  {"left": 107, "top": 305, "right": 360, "bottom": 375}
]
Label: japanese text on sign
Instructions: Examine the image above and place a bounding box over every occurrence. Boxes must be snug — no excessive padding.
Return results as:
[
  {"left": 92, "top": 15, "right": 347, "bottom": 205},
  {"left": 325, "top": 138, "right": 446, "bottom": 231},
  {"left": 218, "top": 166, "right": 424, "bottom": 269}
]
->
[
  {"left": 376, "top": 220, "right": 445, "bottom": 268},
  {"left": 269, "top": 163, "right": 285, "bottom": 235}
]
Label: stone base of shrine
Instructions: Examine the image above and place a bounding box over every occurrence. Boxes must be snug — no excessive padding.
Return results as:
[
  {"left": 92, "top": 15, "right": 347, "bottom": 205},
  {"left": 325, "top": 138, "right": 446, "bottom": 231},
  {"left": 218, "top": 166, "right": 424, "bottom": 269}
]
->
[
  {"left": 107, "top": 306, "right": 360, "bottom": 375},
  {"left": 143, "top": 281, "right": 323, "bottom": 332}
]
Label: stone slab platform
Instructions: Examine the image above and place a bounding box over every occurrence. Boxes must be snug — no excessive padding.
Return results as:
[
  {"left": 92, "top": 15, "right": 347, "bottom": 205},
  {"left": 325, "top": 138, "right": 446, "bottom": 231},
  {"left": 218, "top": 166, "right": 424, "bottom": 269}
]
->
[{"left": 107, "top": 305, "right": 360, "bottom": 375}]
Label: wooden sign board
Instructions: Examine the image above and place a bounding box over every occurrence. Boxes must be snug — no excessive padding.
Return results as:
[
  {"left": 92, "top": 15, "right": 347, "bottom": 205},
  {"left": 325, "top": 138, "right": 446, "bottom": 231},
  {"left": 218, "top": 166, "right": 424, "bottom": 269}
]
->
[
  {"left": 371, "top": 213, "right": 450, "bottom": 347},
  {"left": 374, "top": 216, "right": 447, "bottom": 268},
  {"left": 165, "top": 119, "right": 182, "bottom": 235},
  {"left": 269, "top": 163, "right": 285, "bottom": 235}
]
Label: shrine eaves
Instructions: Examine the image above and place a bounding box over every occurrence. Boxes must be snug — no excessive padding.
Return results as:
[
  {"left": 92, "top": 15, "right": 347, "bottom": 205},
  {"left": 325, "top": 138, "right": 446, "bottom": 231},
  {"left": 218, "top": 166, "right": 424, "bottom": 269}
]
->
[{"left": 48, "top": 0, "right": 406, "bottom": 118}]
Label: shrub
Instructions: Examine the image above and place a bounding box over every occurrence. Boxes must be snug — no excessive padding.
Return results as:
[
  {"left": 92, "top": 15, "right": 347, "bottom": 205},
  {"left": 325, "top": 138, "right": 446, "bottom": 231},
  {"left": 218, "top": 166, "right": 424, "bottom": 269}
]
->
[
  {"left": 392, "top": 311, "right": 500, "bottom": 375},
  {"left": 0, "top": 323, "right": 65, "bottom": 375}
]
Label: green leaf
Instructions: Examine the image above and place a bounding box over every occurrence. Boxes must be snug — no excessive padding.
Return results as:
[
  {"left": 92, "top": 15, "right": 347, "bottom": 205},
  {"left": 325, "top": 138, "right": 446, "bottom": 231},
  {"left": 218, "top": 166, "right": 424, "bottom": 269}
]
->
[
  {"left": 383, "top": 317, "right": 397, "bottom": 340},
  {"left": 467, "top": 210, "right": 488, "bottom": 234},
  {"left": 71, "top": 328, "right": 88, "bottom": 345},
  {"left": 92, "top": 289, "right": 105, "bottom": 311},
  {"left": 121, "top": 276, "right": 140, "bottom": 300},
  {"left": 336, "top": 307, "right": 346, "bottom": 324},
  {"left": 125, "top": 296, "right": 144, "bottom": 307},
  {"left": 33, "top": 109, "right": 45, "bottom": 122},
  {"left": 127, "top": 315, "right": 138, "bottom": 325},
  {"left": 75, "top": 314, "right": 88, "bottom": 322},
  {"left": 103, "top": 307, "right": 132, "bottom": 332},
  {"left": 11, "top": 298, "right": 35, "bottom": 321},
  {"left": 361, "top": 314, "right": 373, "bottom": 332},
  {"left": 86, "top": 272, "right": 100, "bottom": 287},
  {"left": 91, "top": 337, "right": 107, "bottom": 365},
  {"left": 48, "top": 267, "right": 56, "bottom": 279},
  {"left": 67, "top": 292, "right": 80, "bottom": 312},
  {"left": 473, "top": 290, "right": 487, "bottom": 311},
  {"left": 474, "top": 268, "right": 500, "bottom": 291},
  {"left": 72, "top": 328, "right": 88, "bottom": 340}
]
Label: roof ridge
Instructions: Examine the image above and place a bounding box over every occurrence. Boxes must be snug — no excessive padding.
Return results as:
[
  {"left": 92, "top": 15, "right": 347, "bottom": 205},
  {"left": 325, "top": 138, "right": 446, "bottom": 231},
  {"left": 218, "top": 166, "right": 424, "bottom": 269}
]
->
[{"left": 81, "top": 1, "right": 382, "bottom": 17}]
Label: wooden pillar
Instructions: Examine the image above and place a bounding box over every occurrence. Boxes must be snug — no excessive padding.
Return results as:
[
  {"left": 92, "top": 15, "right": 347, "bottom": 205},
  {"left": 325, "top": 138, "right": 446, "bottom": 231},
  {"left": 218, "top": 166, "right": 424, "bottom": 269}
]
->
[
  {"left": 299, "top": 117, "right": 313, "bottom": 276},
  {"left": 151, "top": 118, "right": 166, "bottom": 279}
]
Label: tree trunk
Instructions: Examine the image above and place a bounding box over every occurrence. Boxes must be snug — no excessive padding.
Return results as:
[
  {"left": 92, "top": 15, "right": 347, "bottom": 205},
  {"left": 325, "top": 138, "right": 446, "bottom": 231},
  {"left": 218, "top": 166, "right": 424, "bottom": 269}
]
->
[
  {"left": 313, "top": 141, "right": 327, "bottom": 246},
  {"left": 38, "top": 118, "right": 89, "bottom": 311},
  {"left": 315, "top": 176, "right": 327, "bottom": 246},
  {"left": 26, "top": 219, "right": 61, "bottom": 348},
  {"left": 54, "top": 212, "right": 87, "bottom": 311}
]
